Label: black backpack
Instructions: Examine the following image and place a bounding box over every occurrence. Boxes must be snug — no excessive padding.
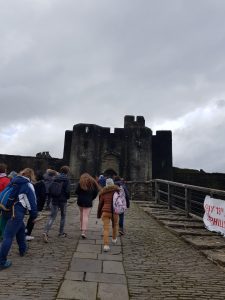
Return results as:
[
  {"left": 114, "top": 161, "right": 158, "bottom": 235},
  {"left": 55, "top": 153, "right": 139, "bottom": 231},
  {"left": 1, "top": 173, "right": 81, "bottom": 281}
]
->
[{"left": 49, "top": 180, "right": 63, "bottom": 197}]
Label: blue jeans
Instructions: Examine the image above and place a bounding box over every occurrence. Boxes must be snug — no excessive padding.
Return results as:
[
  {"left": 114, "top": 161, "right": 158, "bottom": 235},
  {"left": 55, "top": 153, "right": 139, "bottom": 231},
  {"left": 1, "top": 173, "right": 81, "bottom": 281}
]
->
[
  {"left": 0, "top": 211, "right": 26, "bottom": 265},
  {"left": 119, "top": 213, "right": 124, "bottom": 230},
  {"left": 44, "top": 203, "right": 67, "bottom": 234}
]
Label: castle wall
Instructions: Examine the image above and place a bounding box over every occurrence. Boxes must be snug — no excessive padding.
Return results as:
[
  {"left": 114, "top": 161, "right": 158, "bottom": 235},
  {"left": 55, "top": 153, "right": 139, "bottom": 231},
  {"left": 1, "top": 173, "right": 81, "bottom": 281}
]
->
[
  {"left": 173, "top": 167, "right": 225, "bottom": 191},
  {"left": 0, "top": 154, "right": 64, "bottom": 174},
  {"left": 67, "top": 115, "right": 153, "bottom": 181},
  {"left": 69, "top": 124, "right": 104, "bottom": 179}
]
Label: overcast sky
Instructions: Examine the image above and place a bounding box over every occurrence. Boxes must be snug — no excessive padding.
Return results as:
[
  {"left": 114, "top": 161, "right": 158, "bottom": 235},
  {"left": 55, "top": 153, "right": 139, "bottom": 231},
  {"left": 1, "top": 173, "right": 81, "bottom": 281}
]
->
[{"left": 0, "top": 0, "right": 225, "bottom": 173}]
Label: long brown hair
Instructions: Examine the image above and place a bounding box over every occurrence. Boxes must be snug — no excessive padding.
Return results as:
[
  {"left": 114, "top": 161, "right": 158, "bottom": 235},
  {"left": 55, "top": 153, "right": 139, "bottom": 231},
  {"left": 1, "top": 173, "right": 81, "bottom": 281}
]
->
[
  {"left": 20, "top": 168, "right": 36, "bottom": 183},
  {"left": 79, "top": 173, "right": 99, "bottom": 191}
]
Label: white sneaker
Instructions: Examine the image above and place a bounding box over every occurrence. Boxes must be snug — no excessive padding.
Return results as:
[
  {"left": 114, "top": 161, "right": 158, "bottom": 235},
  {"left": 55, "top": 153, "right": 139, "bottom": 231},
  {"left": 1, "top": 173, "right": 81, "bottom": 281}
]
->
[
  {"left": 26, "top": 235, "right": 34, "bottom": 241},
  {"left": 112, "top": 238, "right": 117, "bottom": 245},
  {"left": 103, "top": 245, "right": 110, "bottom": 252}
]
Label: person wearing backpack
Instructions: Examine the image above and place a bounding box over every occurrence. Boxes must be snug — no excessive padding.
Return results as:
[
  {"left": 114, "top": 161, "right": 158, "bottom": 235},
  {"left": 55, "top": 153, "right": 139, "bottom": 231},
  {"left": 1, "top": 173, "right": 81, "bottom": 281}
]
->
[
  {"left": 97, "top": 178, "right": 120, "bottom": 252},
  {"left": 114, "top": 176, "right": 130, "bottom": 235},
  {"left": 0, "top": 168, "right": 37, "bottom": 270},
  {"left": 42, "top": 166, "right": 70, "bottom": 242},
  {"left": 43, "top": 168, "right": 57, "bottom": 210},
  {"left": 75, "top": 173, "right": 100, "bottom": 238},
  {"left": 0, "top": 163, "right": 10, "bottom": 241}
]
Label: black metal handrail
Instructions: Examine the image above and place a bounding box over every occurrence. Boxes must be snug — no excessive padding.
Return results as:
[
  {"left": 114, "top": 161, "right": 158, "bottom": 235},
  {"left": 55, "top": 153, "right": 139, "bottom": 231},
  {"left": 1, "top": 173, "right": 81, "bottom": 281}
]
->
[{"left": 152, "top": 179, "right": 225, "bottom": 218}]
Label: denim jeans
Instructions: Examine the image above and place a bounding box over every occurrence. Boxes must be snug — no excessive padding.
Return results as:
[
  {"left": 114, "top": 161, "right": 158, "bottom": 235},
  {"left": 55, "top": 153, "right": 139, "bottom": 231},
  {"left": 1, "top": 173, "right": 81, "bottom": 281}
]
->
[
  {"left": 44, "top": 203, "right": 67, "bottom": 234},
  {"left": 0, "top": 211, "right": 26, "bottom": 265},
  {"left": 0, "top": 212, "right": 11, "bottom": 241},
  {"left": 119, "top": 213, "right": 124, "bottom": 230}
]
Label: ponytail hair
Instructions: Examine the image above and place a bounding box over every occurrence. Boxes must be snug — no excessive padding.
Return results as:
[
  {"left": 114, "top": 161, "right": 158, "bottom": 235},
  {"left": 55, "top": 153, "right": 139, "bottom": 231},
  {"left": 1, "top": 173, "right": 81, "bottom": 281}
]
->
[{"left": 20, "top": 168, "right": 36, "bottom": 183}]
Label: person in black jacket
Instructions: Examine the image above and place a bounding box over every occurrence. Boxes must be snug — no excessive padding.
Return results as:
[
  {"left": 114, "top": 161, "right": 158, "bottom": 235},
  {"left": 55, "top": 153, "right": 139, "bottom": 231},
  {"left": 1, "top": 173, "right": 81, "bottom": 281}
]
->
[
  {"left": 42, "top": 166, "right": 70, "bottom": 242},
  {"left": 75, "top": 173, "right": 100, "bottom": 238}
]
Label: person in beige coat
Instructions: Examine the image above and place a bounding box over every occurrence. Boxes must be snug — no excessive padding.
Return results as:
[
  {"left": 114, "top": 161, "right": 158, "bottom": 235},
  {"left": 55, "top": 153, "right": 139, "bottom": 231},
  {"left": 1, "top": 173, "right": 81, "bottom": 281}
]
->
[{"left": 97, "top": 178, "right": 120, "bottom": 252}]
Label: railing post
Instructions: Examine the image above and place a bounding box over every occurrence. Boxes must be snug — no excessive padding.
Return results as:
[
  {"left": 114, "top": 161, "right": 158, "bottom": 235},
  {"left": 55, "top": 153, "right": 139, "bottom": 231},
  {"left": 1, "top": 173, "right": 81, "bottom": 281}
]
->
[
  {"left": 168, "top": 183, "right": 172, "bottom": 210},
  {"left": 185, "top": 188, "right": 191, "bottom": 217},
  {"left": 155, "top": 181, "right": 159, "bottom": 204}
]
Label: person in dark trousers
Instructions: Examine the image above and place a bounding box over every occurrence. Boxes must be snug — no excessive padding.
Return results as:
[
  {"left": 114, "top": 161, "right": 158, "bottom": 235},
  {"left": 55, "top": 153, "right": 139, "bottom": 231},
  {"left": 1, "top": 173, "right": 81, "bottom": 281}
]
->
[
  {"left": 0, "top": 168, "right": 37, "bottom": 270},
  {"left": 43, "top": 169, "right": 57, "bottom": 210},
  {"left": 75, "top": 173, "right": 100, "bottom": 238},
  {"left": 42, "top": 166, "right": 70, "bottom": 242},
  {"left": 114, "top": 176, "right": 130, "bottom": 235},
  {"left": 25, "top": 171, "right": 46, "bottom": 241}
]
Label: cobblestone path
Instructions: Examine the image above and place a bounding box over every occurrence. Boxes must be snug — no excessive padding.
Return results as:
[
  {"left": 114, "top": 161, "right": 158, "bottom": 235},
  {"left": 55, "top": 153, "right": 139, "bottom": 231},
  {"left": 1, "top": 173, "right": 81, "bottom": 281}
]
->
[
  {"left": 122, "top": 202, "right": 225, "bottom": 300},
  {"left": 0, "top": 200, "right": 80, "bottom": 300}
]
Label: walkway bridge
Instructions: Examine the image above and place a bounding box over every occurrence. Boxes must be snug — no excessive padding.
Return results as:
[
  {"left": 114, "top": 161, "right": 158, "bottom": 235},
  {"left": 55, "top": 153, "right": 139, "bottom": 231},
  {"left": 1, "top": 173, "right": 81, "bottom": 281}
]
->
[{"left": 1, "top": 180, "right": 225, "bottom": 299}]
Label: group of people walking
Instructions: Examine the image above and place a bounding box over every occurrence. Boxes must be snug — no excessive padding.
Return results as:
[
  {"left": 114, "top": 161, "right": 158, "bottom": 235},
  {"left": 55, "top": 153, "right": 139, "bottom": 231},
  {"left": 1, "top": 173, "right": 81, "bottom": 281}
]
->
[
  {"left": 76, "top": 174, "right": 130, "bottom": 252},
  {"left": 0, "top": 162, "right": 130, "bottom": 270}
]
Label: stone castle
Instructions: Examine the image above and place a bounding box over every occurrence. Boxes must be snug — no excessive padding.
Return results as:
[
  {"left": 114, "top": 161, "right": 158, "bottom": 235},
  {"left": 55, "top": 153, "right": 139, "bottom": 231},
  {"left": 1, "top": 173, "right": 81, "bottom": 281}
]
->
[
  {"left": 63, "top": 115, "right": 173, "bottom": 181},
  {"left": 0, "top": 115, "right": 173, "bottom": 181}
]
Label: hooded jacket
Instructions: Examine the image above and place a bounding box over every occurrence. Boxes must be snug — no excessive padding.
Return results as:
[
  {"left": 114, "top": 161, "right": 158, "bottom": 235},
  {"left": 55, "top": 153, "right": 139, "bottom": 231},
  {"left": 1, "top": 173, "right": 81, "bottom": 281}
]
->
[
  {"left": 51, "top": 173, "right": 70, "bottom": 205},
  {"left": 11, "top": 175, "right": 37, "bottom": 219},
  {"left": 97, "top": 185, "right": 120, "bottom": 218}
]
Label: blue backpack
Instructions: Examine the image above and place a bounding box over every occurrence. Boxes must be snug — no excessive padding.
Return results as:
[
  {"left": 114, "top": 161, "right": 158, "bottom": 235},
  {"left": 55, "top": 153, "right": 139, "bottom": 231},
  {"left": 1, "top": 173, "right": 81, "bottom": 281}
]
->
[{"left": 0, "top": 184, "right": 20, "bottom": 212}]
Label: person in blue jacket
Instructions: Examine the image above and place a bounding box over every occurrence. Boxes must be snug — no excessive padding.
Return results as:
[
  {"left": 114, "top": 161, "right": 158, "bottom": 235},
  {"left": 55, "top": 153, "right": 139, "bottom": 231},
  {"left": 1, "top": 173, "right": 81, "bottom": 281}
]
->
[{"left": 0, "top": 168, "right": 37, "bottom": 270}]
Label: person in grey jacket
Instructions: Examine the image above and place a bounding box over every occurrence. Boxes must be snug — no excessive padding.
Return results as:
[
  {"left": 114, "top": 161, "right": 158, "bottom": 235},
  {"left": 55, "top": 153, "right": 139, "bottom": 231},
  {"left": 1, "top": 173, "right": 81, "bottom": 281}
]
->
[{"left": 42, "top": 166, "right": 70, "bottom": 242}]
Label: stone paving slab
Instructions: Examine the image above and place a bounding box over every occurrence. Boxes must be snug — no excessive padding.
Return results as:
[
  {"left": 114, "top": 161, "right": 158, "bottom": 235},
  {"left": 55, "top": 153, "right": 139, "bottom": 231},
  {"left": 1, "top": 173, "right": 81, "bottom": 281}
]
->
[
  {"left": 103, "top": 261, "right": 125, "bottom": 274},
  {"left": 98, "top": 253, "right": 123, "bottom": 261},
  {"left": 98, "top": 283, "right": 129, "bottom": 300},
  {"left": 70, "top": 258, "right": 102, "bottom": 273},
  {"left": 79, "top": 239, "right": 96, "bottom": 244},
  {"left": 65, "top": 271, "right": 84, "bottom": 281},
  {"left": 73, "top": 252, "right": 98, "bottom": 259},
  {"left": 86, "top": 272, "right": 127, "bottom": 284},
  {"left": 57, "top": 281, "right": 97, "bottom": 300},
  {"left": 76, "top": 244, "right": 101, "bottom": 253}
]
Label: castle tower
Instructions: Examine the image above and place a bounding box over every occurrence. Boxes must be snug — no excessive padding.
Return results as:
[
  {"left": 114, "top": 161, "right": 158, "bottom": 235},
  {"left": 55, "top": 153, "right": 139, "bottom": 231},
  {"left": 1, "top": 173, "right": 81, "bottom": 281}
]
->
[{"left": 63, "top": 115, "right": 172, "bottom": 181}]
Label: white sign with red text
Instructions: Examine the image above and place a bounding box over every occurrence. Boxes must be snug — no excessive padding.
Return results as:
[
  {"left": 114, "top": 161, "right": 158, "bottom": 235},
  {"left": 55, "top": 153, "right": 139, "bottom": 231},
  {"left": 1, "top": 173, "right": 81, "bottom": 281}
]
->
[{"left": 203, "top": 195, "right": 225, "bottom": 236}]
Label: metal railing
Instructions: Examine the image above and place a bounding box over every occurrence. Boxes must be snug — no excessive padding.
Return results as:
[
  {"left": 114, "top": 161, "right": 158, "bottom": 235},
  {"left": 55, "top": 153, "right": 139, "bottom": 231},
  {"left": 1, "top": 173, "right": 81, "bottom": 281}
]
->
[{"left": 152, "top": 179, "right": 225, "bottom": 218}]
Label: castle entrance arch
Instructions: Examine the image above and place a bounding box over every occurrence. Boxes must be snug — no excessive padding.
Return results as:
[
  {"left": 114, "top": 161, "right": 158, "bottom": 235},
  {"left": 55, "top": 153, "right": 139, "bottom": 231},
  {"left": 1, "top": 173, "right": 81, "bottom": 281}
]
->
[{"left": 101, "top": 153, "right": 119, "bottom": 177}]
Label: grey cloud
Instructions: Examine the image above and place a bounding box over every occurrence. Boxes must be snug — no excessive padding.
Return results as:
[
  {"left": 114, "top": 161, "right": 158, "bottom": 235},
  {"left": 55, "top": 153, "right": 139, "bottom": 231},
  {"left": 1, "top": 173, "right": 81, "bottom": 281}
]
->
[{"left": 1, "top": 0, "right": 225, "bottom": 172}]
